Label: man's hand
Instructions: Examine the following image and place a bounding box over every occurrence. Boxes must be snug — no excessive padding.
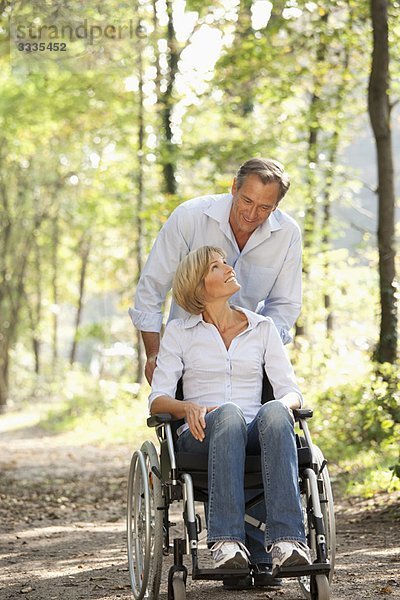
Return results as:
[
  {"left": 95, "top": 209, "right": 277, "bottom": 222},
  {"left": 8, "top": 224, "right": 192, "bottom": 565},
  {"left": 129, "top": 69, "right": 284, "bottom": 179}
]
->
[
  {"left": 184, "top": 403, "right": 218, "bottom": 442},
  {"left": 144, "top": 354, "right": 158, "bottom": 385}
]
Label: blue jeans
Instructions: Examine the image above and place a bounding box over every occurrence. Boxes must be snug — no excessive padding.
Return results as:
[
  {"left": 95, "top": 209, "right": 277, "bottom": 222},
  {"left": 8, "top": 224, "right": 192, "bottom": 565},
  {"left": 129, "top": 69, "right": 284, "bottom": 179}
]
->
[{"left": 176, "top": 401, "right": 306, "bottom": 553}]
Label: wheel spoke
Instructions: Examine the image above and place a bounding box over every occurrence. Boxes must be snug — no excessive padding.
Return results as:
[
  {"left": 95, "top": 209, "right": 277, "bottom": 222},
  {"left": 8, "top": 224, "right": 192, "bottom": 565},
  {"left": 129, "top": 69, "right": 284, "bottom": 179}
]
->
[
  {"left": 298, "top": 445, "right": 335, "bottom": 600},
  {"left": 127, "top": 442, "right": 164, "bottom": 600}
]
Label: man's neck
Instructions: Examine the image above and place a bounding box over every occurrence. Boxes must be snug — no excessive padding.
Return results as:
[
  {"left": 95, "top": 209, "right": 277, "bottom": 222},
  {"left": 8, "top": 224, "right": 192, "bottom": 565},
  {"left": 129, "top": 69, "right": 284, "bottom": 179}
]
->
[
  {"left": 233, "top": 230, "right": 252, "bottom": 251},
  {"left": 228, "top": 215, "right": 252, "bottom": 251}
]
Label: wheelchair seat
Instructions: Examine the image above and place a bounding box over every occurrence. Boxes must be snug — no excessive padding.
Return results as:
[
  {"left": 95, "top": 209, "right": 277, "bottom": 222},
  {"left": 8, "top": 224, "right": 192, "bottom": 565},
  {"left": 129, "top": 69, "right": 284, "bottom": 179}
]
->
[
  {"left": 148, "top": 407, "right": 314, "bottom": 490},
  {"left": 173, "top": 438, "right": 312, "bottom": 491}
]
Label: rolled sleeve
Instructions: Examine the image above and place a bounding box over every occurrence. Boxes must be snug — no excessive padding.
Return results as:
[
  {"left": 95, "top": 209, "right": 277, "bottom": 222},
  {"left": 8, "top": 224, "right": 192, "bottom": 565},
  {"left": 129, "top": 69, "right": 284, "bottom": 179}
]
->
[
  {"left": 278, "top": 326, "right": 293, "bottom": 346},
  {"left": 128, "top": 307, "right": 163, "bottom": 333}
]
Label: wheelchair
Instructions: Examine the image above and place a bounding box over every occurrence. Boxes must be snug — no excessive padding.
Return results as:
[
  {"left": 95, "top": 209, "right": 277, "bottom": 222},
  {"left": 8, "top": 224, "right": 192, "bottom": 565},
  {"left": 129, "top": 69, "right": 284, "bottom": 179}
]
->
[{"left": 127, "top": 390, "right": 336, "bottom": 600}]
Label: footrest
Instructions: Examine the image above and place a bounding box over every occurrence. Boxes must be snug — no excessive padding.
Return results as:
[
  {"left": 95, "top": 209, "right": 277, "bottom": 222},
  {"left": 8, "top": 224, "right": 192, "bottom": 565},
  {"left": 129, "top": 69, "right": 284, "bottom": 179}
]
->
[
  {"left": 274, "top": 562, "right": 331, "bottom": 578},
  {"left": 192, "top": 567, "right": 249, "bottom": 580}
]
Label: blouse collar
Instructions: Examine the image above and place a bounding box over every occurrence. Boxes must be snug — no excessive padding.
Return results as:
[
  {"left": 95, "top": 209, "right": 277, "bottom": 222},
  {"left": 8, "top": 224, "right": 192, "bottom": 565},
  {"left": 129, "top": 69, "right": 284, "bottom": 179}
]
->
[{"left": 182, "top": 306, "right": 267, "bottom": 330}]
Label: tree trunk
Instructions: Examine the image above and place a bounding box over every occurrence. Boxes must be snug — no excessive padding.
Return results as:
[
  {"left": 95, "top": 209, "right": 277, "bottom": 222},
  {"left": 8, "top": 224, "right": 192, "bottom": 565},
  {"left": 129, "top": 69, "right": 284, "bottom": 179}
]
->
[
  {"left": 51, "top": 215, "right": 59, "bottom": 368},
  {"left": 233, "top": 0, "right": 254, "bottom": 116},
  {"left": 32, "top": 235, "right": 42, "bottom": 374},
  {"left": 135, "top": 19, "right": 145, "bottom": 383},
  {"left": 0, "top": 337, "right": 9, "bottom": 409},
  {"left": 0, "top": 176, "right": 11, "bottom": 407},
  {"left": 152, "top": 0, "right": 162, "bottom": 105},
  {"left": 321, "top": 31, "right": 351, "bottom": 337},
  {"left": 295, "top": 13, "right": 328, "bottom": 338},
  {"left": 26, "top": 297, "right": 40, "bottom": 376},
  {"left": 160, "top": 0, "right": 178, "bottom": 195},
  {"left": 368, "top": 0, "right": 397, "bottom": 363},
  {"left": 0, "top": 251, "right": 31, "bottom": 406},
  {"left": 295, "top": 94, "right": 320, "bottom": 338},
  {"left": 322, "top": 141, "right": 338, "bottom": 336},
  {"left": 70, "top": 235, "right": 91, "bottom": 365}
]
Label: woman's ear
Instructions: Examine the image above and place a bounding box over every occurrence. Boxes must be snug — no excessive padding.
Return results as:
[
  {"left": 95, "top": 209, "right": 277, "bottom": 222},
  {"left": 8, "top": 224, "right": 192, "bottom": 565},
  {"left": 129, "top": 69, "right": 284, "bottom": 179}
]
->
[{"left": 196, "top": 281, "right": 207, "bottom": 308}]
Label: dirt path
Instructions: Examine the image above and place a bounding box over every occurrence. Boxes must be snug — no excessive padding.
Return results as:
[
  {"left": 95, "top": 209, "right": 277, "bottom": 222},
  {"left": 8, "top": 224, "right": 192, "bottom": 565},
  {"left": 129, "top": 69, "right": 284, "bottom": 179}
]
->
[{"left": 1, "top": 413, "right": 399, "bottom": 600}]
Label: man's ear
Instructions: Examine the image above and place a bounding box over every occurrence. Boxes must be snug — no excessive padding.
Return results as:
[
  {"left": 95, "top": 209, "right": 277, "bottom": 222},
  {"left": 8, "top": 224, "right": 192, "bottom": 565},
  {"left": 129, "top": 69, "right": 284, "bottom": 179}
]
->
[
  {"left": 231, "top": 178, "right": 237, "bottom": 195},
  {"left": 272, "top": 199, "right": 281, "bottom": 211}
]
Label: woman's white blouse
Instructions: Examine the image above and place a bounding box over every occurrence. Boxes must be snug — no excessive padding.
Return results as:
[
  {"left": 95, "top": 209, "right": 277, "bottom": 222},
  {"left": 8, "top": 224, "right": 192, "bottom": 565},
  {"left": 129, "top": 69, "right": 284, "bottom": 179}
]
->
[{"left": 149, "top": 307, "right": 303, "bottom": 427}]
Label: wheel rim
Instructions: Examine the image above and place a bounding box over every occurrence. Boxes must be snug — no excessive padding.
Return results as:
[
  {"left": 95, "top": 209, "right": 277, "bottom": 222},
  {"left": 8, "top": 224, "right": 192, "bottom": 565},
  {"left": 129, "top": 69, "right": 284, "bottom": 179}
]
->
[
  {"left": 298, "top": 479, "right": 314, "bottom": 599},
  {"left": 140, "top": 441, "right": 164, "bottom": 599},
  {"left": 127, "top": 450, "right": 151, "bottom": 599},
  {"left": 313, "top": 445, "right": 336, "bottom": 580},
  {"left": 298, "top": 445, "right": 336, "bottom": 599},
  {"left": 316, "top": 574, "right": 330, "bottom": 600}
]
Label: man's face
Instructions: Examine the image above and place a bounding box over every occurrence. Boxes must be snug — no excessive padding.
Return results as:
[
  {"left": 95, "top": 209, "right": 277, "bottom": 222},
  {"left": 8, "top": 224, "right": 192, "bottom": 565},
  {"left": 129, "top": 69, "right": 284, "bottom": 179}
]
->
[{"left": 229, "top": 175, "right": 280, "bottom": 236}]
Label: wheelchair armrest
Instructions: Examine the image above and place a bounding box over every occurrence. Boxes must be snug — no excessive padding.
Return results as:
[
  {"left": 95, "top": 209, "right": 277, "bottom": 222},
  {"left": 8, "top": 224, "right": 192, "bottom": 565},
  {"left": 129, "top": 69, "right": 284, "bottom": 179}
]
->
[
  {"left": 293, "top": 407, "right": 313, "bottom": 420},
  {"left": 147, "top": 413, "right": 181, "bottom": 428}
]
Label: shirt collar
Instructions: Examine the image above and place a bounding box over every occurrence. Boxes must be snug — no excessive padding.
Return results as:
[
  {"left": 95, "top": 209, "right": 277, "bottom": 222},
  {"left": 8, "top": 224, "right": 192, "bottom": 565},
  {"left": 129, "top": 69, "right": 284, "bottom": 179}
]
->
[
  {"left": 203, "top": 194, "right": 283, "bottom": 235},
  {"left": 267, "top": 210, "right": 282, "bottom": 232},
  {"left": 183, "top": 313, "right": 203, "bottom": 329},
  {"left": 182, "top": 306, "right": 267, "bottom": 330},
  {"left": 203, "top": 194, "right": 232, "bottom": 224}
]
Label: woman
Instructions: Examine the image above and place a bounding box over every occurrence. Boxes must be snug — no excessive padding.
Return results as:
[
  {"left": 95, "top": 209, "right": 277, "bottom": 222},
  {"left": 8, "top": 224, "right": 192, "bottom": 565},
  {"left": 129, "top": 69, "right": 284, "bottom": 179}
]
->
[{"left": 149, "top": 246, "right": 310, "bottom": 574}]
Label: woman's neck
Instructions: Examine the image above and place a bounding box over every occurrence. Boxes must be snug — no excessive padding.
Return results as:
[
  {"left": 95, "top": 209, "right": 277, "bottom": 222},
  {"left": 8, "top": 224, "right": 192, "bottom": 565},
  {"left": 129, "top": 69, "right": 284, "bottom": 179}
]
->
[{"left": 202, "top": 301, "right": 239, "bottom": 333}]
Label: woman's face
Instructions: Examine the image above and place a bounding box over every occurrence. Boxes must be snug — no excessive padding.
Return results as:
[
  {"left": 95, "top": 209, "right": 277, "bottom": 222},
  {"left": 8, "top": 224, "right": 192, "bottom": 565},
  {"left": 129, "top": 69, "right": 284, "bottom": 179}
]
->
[{"left": 203, "top": 251, "right": 240, "bottom": 301}]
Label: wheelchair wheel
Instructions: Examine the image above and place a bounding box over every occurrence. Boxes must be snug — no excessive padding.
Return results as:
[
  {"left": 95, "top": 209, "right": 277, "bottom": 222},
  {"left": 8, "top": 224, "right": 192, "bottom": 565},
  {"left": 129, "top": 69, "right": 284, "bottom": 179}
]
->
[
  {"left": 127, "top": 441, "right": 163, "bottom": 600},
  {"left": 315, "top": 574, "right": 330, "bottom": 599},
  {"left": 171, "top": 573, "right": 186, "bottom": 600},
  {"left": 298, "top": 445, "right": 335, "bottom": 600},
  {"left": 314, "top": 445, "right": 336, "bottom": 580}
]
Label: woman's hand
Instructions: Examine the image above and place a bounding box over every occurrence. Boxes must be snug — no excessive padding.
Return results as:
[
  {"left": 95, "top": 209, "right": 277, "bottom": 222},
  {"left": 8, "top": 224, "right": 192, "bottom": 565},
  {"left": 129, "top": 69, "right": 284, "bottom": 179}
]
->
[
  {"left": 278, "top": 392, "right": 301, "bottom": 424},
  {"left": 184, "top": 403, "right": 218, "bottom": 442}
]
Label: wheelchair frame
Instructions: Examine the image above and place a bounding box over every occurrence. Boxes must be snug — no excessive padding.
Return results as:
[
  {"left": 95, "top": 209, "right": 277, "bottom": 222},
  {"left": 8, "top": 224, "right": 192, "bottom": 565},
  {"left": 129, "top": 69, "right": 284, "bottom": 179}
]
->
[{"left": 127, "top": 408, "right": 335, "bottom": 600}]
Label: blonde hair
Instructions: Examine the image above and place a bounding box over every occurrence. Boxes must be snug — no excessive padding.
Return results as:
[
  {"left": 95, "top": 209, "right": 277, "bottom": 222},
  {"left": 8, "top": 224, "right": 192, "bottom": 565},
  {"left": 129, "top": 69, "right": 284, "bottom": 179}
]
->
[{"left": 173, "top": 246, "right": 227, "bottom": 314}]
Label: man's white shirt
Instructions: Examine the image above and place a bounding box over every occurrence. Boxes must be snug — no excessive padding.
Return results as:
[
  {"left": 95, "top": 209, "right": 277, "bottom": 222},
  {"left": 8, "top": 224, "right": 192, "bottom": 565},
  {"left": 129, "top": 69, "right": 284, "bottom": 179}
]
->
[{"left": 130, "top": 193, "right": 302, "bottom": 344}]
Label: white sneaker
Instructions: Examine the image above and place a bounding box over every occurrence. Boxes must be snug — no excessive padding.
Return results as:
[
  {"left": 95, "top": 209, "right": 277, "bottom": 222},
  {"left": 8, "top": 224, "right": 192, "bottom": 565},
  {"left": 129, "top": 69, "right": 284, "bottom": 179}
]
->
[
  {"left": 271, "top": 541, "right": 311, "bottom": 575},
  {"left": 211, "top": 541, "right": 249, "bottom": 569}
]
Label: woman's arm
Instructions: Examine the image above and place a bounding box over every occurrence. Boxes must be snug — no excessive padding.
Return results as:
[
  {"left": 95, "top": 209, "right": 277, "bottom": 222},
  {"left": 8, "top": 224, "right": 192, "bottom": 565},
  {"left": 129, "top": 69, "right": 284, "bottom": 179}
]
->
[
  {"left": 277, "top": 391, "right": 301, "bottom": 410},
  {"left": 151, "top": 395, "right": 216, "bottom": 442},
  {"left": 150, "top": 394, "right": 188, "bottom": 418},
  {"left": 149, "top": 321, "right": 217, "bottom": 442}
]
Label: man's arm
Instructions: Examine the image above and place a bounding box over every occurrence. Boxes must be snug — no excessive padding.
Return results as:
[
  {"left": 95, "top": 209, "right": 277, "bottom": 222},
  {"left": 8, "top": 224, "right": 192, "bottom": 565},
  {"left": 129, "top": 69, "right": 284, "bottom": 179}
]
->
[
  {"left": 141, "top": 331, "right": 160, "bottom": 384},
  {"left": 262, "top": 318, "right": 303, "bottom": 407},
  {"left": 129, "top": 205, "right": 191, "bottom": 379},
  {"left": 258, "top": 228, "right": 302, "bottom": 344}
]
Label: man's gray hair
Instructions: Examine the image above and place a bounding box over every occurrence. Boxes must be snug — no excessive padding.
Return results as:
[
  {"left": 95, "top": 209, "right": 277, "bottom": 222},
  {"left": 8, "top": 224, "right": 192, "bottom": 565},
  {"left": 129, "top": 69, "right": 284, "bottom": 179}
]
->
[{"left": 236, "top": 158, "right": 290, "bottom": 201}]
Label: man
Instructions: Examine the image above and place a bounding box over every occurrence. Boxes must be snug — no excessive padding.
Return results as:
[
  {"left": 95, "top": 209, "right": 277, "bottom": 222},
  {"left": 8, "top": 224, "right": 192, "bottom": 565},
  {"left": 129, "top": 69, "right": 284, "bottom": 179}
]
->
[
  {"left": 129, "top": 157, "right": 302, "bottom": 590},
  {"left": 130, "top": 157, "right": 302, "bottom": 384}
]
